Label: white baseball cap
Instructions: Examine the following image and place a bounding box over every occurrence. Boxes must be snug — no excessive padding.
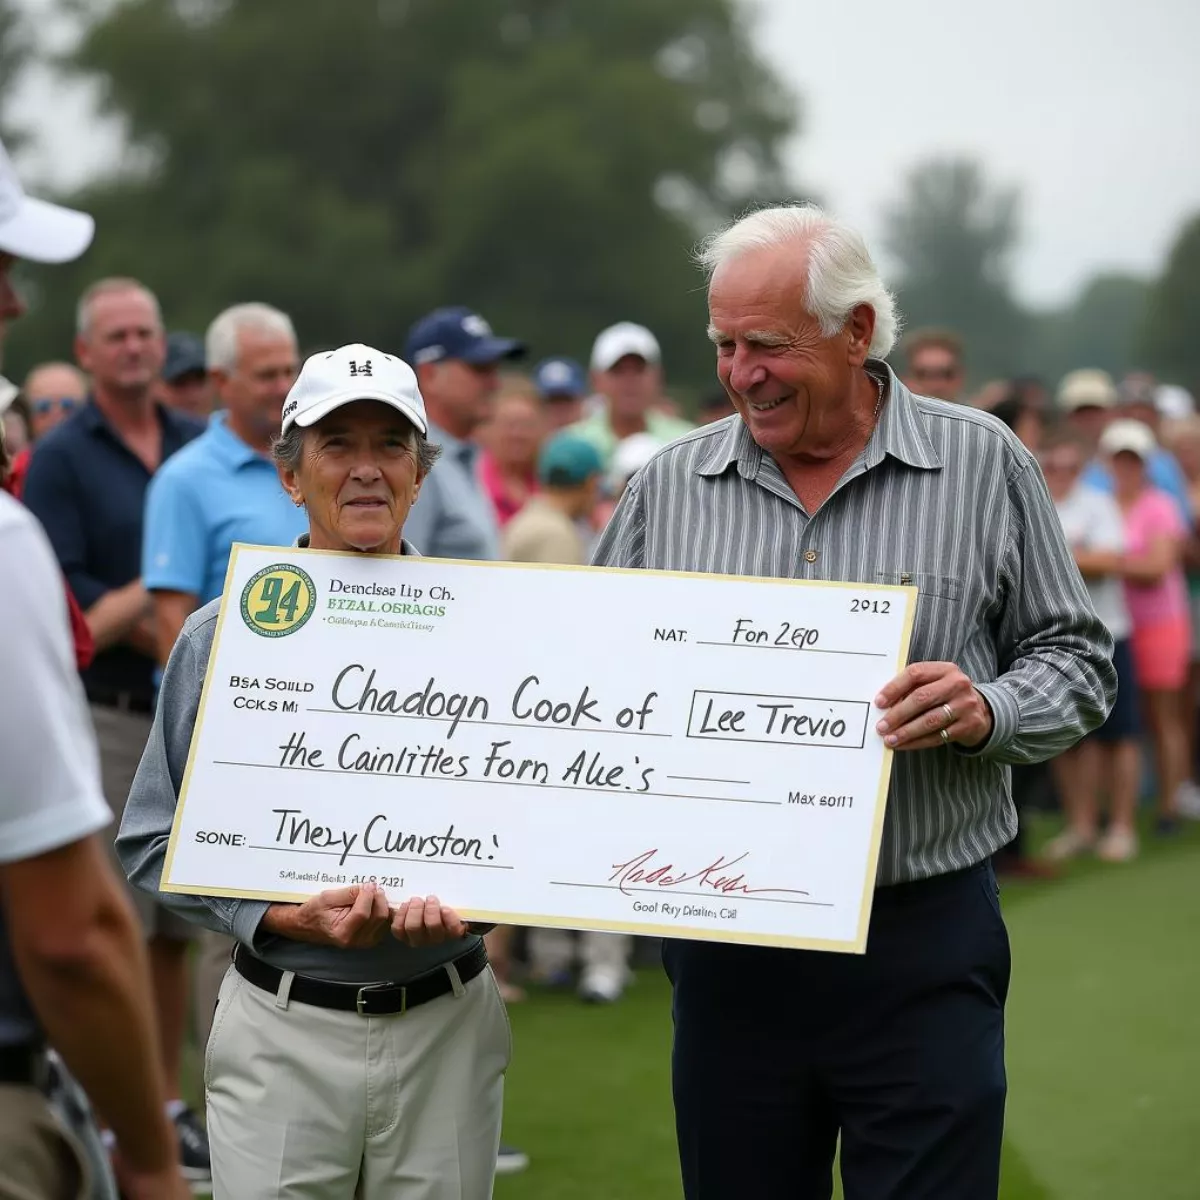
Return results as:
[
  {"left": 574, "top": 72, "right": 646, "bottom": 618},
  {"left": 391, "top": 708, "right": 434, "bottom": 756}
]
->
[
  {"left": 590, "top": 322, "right": 661, "bottom": 373},
  {"left": 281, "top": 343, "right": 427, "bottom": 436},
  {"left": 1155, "top": 383, "right": 1195, "bottom": 421},
  {"left": 1057, "top": 368, "right": 1118, "bottom": 412},
  {"left": 0, "top": 139, "right": 94, "bottom": 264},
  {"left": 1100, "top": 418, "right": 1156, "bottom": 462}
]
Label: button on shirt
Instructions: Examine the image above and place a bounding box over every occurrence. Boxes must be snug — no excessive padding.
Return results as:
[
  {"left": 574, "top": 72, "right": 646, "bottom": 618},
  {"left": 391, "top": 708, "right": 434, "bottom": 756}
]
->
[
  {"left": 592, "top": 363, "right": 1116, "bottom": 886},
  {"left": 143, "top": 412, "right": 308, "bottom": 605},
  {"left": 23, "top": 401, "right": 204, "bottom": 704},
  {"left": 402, "top": 422, "right": 500, "bottom": 561}
]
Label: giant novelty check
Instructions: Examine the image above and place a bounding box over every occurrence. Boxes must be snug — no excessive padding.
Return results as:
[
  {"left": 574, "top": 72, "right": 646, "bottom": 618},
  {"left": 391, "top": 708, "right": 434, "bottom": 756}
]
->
[{"left": 162, "top": 545, "right": 916, "bottom": 953}]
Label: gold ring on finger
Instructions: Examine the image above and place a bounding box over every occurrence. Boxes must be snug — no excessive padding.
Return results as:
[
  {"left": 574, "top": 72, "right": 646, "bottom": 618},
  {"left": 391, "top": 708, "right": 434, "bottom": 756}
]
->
[
  {"left": 940, "top": 727, "right": 951, "bottom": 745},
  {"left": 941, "top": 703, "right": 955, "bottom": 726}
]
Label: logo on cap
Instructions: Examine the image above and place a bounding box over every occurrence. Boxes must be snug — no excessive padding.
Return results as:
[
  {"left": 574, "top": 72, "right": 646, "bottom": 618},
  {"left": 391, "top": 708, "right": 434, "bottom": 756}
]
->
[
  {"left": 240, "top": 563, "right": 317, "bottom": 638},
  {"left": 462, "top": 314, "right": 492, "bottom": 338},
  {"left": 348, "top": 360, "right": 373, "bottom": 378}
]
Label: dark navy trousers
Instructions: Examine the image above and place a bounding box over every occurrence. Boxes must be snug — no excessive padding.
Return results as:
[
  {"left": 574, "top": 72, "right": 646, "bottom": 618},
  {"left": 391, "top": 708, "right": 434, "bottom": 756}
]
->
[{"left": 664, "top": 862, "right": 1010, "bottom": 1200}]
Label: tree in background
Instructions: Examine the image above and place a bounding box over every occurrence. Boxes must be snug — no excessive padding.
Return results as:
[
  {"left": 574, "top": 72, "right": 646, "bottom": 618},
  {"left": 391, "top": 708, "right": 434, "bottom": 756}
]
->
[
  {"left": 9, "top": 0, "right": 801, "bottom": 396},
  {"left": 1139, "top": 213, "right": 1200, "bottom": 394},
  {"left": 883, "top": 158, "right": 1028, "bottom": 384},
  {"left": 0, "top": 0, "right": 30, "bottom": 150},
  {"left": 1028, "top": 272, "right": 1149, "bottom": 387}
]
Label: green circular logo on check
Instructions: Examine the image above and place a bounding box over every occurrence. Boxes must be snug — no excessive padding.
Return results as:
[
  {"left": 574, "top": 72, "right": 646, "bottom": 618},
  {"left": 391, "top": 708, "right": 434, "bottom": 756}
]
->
[{"left": 240, "top": 564, "right": 317, "bottom": 638}]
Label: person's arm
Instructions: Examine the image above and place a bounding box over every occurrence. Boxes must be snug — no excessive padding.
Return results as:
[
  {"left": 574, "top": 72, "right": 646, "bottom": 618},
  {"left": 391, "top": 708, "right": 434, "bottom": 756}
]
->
[
  {"left": 1121, "top": 533, "right": 1182, "bottom": 585},
  {"left": 152, "top": 591, "right": 199, "bottom": 668},
  {"left": 0, "top": 502, "right": 183, "bottom": 1190},
  {"left": 1073, "top": 492, "right": 1127, "bottom": 579},
  {"left": 85, "top": 578, "right": 153, "bottom": 653},
  {"left": 1, "top": 840, "right": 179, "bottom": 1177},
  {"left": 1073, "top": 548, "right": 1125, "bottom": 578},
  {"left": 590, "top": 474, "right": 646, "bottom": 569},
  {"left": 142, "top": 469, "right": 207, "bottom": 666},
  {"left": 968, "top": 458, "right": 1116, "bottom": 763}
]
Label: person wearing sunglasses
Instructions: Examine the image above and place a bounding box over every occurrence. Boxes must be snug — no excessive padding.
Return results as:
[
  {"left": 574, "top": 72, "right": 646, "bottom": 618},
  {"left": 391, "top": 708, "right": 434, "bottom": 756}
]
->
[
  {"left": 901, "top": 327, "right": 966, "bottom": 404},
  {"left": 24, "top": 360, "right": 88, "bottom": 440}
]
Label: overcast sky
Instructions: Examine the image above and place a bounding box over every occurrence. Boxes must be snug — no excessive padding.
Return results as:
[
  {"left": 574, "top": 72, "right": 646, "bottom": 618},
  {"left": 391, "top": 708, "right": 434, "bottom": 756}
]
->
[{"left": 12, "top": 0, "right": 1200, "bottom": 307}]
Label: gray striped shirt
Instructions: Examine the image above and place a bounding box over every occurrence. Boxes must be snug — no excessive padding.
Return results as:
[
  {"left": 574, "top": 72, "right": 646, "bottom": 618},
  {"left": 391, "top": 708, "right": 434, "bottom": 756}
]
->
[{"left": 592, "top": 362, "right": 1116, "bottom": 886}]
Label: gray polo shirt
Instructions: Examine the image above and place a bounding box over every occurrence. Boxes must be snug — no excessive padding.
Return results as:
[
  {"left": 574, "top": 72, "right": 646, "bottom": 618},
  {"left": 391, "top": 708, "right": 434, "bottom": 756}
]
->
[
  {"left": 116, "top": 538, "right": 481, "bottom": 985},
  {"left": 402, "top": 421, "right": 500, "bottom": 561},
  {"left": 592, "top": 361, "right": 1116, "bottom": 885}
]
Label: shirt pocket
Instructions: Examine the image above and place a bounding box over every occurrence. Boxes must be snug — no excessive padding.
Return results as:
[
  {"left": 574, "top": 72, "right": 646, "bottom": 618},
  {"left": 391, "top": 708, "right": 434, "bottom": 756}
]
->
[{"left": 875, "top": 571, "right": 964, "bottom": 661}]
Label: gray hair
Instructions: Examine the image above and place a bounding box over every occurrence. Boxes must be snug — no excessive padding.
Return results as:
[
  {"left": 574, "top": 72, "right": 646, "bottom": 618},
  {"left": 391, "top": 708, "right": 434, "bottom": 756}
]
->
[
  {"left": 76, "top": 278, "right": 163, "bottom": 339},
  {"left": 696, "top": 204, "right": 900, "bottom": 358},
  {"left": 206, "top": 303, "right": 297, "bottom": 373},
  {"left": 272, "top": 419, "right": 441, "bottom": 477}
]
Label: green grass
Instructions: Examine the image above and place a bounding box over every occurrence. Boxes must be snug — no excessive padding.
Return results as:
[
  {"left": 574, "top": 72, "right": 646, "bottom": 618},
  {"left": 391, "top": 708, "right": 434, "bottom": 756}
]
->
[{"left": 190, "top": 819, "right": 1200, "bottom": 1198}]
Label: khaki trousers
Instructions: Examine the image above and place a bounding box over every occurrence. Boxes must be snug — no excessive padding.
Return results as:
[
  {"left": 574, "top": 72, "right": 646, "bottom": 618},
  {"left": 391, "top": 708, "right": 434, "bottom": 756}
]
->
[
  {"left": 0, "top": 1085, "right": 89, "bottom": 1200},
  {"left": 205, "top": 963, "right": 510, "bottom": 1199}
]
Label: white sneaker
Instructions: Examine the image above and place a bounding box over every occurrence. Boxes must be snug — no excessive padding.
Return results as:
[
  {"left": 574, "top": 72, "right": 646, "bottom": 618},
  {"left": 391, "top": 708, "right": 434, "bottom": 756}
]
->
[
  {"left": 1175, "top": 781, "right": 1200, "bottom": 820},
  {"left": 578, "top": 966, "right": 627, "bottom": 1004},
  {"left": 1043, "top": 828, "right": 1095, "bottom": 861},
  {"left": 1096, "top": 828, "right": 1138, "bottom": 862}
]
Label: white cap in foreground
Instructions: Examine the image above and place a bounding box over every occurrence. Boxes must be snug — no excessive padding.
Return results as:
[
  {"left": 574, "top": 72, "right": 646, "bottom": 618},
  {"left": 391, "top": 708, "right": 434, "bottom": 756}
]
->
[
  {"left": 0, "top": 139, "right": 94, "bottom": 264},
  {"left": 282, "top": 344, "right": 427, "bottom": 436},
  {"left": 590, "top": 321, "right": 661, "bottom": 373},
  {"left": 1099, "top": 418, "right": 1156, "bottom": 462}
]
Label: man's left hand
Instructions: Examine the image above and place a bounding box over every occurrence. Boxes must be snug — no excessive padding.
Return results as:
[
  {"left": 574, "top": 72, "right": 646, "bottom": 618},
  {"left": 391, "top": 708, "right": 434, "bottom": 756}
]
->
[{"left": 874, "top": 662, "right": 993, "bottom": 750}]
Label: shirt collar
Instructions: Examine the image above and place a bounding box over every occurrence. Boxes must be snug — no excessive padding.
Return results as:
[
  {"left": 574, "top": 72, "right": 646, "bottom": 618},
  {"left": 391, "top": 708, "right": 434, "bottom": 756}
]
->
[
  {"left": 426, "top": 420, "right": 478, "bottom": 468},
  {"left": 207, "top": 410, "right": 267, "bottom": 469},
  {"left": 294, "top": 532, "right": 416, "bottom": 556},
  {"left": 80, "top": 396, "right": 202, "bottom": 449},
  {"left": 694, "top": 359, "right": 941, "bottom": 480}
]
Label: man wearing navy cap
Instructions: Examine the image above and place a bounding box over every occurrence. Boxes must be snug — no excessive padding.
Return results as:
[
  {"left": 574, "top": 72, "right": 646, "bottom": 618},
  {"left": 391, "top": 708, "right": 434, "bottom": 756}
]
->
[
  {"left": 532, "top": 356, "right": 588, "bottom": 431},
  {"left": 156, "top": 331, "right": 214, "bottom": 418},
  {"left": 402, "top": 306, "right": 524, "bottom": 561}
]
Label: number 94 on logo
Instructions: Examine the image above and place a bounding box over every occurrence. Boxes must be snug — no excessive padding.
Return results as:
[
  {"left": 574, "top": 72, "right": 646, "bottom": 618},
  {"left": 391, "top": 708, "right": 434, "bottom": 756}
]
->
[{"left": 239, "top": 564, "right": 317, "bottom": 638}]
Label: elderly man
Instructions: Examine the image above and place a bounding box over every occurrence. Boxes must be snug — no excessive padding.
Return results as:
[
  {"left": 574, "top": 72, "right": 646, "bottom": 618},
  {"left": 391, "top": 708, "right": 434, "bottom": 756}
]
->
[
  {"left": 119, "top": 344, "right": 510, "bottom": 1198},
  {"left": 593, "top": 204, "right": 1115, "bottom": 1200}
]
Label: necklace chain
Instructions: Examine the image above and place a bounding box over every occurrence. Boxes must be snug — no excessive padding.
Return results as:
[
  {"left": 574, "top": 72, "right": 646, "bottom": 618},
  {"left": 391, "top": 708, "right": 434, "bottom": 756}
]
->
[{"left": 871, "top": 372, "right": 885, "bottom": 421}]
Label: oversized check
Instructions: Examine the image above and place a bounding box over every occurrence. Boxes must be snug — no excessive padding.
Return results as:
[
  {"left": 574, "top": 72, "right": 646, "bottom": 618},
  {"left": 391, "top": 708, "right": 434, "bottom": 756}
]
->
[{"left": 162, "top": 545, "right": 916, "bottom": 953}]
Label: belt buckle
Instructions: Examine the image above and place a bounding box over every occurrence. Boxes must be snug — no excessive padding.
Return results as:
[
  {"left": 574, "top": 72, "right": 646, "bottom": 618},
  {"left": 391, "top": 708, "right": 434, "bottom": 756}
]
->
[{"left": 356, "top": 982, "right": 405, "bottom": 1017}]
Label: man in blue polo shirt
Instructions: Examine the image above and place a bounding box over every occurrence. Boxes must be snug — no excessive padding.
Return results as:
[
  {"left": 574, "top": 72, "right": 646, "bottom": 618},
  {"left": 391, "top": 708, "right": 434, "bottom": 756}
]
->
[{"left": 142, "top": 303, "right": 302, "bottom": 1055}]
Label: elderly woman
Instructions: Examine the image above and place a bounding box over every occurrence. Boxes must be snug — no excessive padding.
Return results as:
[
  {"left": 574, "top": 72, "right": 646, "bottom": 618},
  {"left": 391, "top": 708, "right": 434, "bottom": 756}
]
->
[{"left": 117, "top": 344, "right": 511, "bottom": 1199}]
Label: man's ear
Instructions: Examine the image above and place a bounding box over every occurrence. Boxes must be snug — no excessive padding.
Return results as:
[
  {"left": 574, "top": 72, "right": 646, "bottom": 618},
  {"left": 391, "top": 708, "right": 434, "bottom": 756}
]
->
[{"left": 845, "top": 303, "right": 876, "bottom": 366}]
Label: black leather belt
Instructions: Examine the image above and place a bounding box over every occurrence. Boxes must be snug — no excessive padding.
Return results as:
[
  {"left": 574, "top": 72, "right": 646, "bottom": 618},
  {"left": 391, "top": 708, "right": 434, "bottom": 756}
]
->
[
  {"left": 233, "top": 941, "right": 489, "bottom": 1016},
  {"left": 87, "top": 688, "right": 154, "bottom": 715},
  {"left": 0, "top": 1042, "right": 47, "bottom": 1086}
]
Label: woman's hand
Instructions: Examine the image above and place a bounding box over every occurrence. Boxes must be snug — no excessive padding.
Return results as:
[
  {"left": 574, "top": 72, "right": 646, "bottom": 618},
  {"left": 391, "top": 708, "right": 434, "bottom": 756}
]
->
[
  {"left": 391, "top": 895, "right": 468, "bottom": 947},
  {"left": 263, "top": 882, "right": 392, "bottom": 948}
]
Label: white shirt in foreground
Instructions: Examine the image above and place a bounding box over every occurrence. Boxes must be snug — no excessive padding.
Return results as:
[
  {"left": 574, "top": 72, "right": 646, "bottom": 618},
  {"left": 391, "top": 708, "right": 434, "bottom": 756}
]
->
[{"left": 0, "top": 492, "right": 110, "bottom": 864}]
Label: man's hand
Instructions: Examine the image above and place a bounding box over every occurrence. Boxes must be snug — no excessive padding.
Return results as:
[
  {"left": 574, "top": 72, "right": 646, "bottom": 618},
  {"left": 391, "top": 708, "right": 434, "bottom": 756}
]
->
[
  {"left": 263, "top": 882, "right": 391, "bottom": 948},
  {"left": 391, "top": 895, "right": 468, "bottom": 947},
  {"left": 874, "top": 661, "right": 993, "bottom": 750}
]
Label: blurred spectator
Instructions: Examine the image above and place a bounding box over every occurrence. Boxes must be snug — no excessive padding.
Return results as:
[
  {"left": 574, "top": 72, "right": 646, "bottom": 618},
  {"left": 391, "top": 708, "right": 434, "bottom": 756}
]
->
[
  {"left": 478, "top": 376, "right": 544, "bottom": 526},
  {"left": 1098, "top": 420, "right": 1196, "bottom": 832},
  {"left": 1041, "top": 430, "right": 1143, "bottom": 862},
  {"left": 24, "top": 361, "right": 87, "bottom": 439},
  {"left": 403, "top": 306, "right": 524, "bottom": 560},
  {"left": 1074, "top": 368, "right": 1193, "bottom": 524},
  {"left": 156, "top": 331, "right": 214, "bottom": 417},
  {"left": 697, "top": 389, "right": 736, "bottom": 425},
  {"left": 22, "top": 276, "right": 211, "bottom": 1184},
  {"left": 569, "top": 321, "right": 691, "bottom": 467},
  {"left": 900, "top": 327, "right": 965, "bottom": 403},
  {"left": 990, "top": 395, "right": 1044, "bottom": 452},
  {"left": 592, "top": 431, "right": 662, "bottom": 533},
  {"left": 1161, "top": 415, "right": 1200, "bottom": 790},
  {"left": 0, "top": 385, "right": 30, "bottom": 456},
  {"left": 1012, "top": 375, "right": 1050, "bottom": 411},
  {"left": 969, "top": 379, "right": 1014, "bottom": 411},
  {"left": 533, "top": 356, "right": 588, "bottom": 430}
]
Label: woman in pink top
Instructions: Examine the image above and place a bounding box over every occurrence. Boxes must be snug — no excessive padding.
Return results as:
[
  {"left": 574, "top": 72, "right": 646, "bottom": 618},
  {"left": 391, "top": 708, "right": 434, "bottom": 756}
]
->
[
  {"left": 477, "top": 378, "right": 544, "bottom": 527},
  {"left": 1101, "top": 419, "right": 1191, "bottom": 827}
]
